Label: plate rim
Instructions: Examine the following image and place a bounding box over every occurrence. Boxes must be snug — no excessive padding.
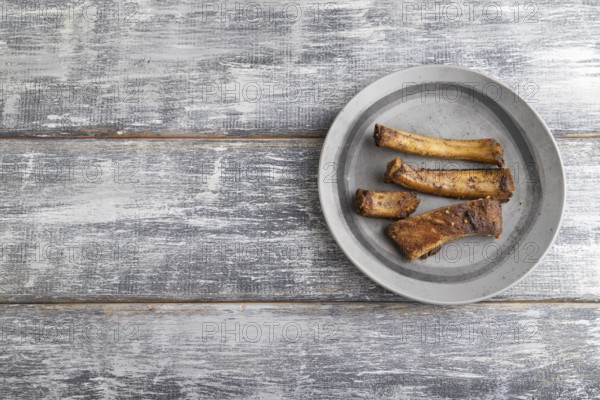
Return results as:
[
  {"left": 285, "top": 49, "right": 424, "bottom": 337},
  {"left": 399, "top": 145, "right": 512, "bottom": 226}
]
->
[{"left": 318, "top": 64, "right": 566, "bottom": 305}]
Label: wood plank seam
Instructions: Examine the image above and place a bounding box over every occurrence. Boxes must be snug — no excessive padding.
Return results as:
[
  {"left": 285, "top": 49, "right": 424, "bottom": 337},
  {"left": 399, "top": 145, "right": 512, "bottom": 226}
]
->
[{"left": 0, "top": 133, "right": 596, "bottom": 140}]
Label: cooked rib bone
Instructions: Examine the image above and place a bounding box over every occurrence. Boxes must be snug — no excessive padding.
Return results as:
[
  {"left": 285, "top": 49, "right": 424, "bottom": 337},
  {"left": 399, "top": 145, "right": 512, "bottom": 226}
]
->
[
  {"left": 355, "top": 189, "right": 420, "bottom": 219},
  {"left": 387, "top": 198, "right": 503, "bottom": 260},
  {"left": 374, "top": 124, "right": 505, "bottom": 167},
  {"left": 384, "top": 157, "right": 514, "bottom": 202}
]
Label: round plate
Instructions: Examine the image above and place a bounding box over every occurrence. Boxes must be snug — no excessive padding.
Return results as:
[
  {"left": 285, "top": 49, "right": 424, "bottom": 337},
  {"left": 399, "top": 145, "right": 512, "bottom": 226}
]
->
[{"left": 318, "top": 65, "right": 565, "bottom": 305}]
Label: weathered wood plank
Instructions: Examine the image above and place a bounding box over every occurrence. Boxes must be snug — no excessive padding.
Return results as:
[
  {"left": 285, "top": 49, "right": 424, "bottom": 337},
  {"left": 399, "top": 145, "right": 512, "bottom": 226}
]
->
[
  {"left": 0, "top": 0, "right": 598, "bottom": 136},
  {"left": 0, "top": 137, "right": 597, "bottom": 302},
  {"left": 0, "top": 302, "right": 599, "bottom": 399}
]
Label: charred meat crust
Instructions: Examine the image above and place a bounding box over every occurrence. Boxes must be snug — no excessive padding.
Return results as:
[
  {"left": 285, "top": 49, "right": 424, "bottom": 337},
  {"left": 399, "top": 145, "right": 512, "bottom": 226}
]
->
[
  {"left": 387, "top": 198, "right": 503, "bottom": 260},
  {"left": 355, "top": 189, "right": 420, "bottom": 219},
  {"left": 374, "top": 124, "right": 505, "bottom": 167},
  {"left": 384, "top": 157, "right": 514, "bottom": 202}
]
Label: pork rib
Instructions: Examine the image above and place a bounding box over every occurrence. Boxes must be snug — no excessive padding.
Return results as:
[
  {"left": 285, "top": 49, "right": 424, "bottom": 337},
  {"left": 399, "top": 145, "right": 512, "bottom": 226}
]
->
[
  {"left": 355, "top": 189, "right": 420, "bottom": 219},
  {"left": 387, "top": 198, "right": 503, "bottom": 260},
  {"left": 384, "top": 157, "right": 514, "bottom": 202},
  {"left": 374, "top": 124, "right": 505, "bottom": 167}
]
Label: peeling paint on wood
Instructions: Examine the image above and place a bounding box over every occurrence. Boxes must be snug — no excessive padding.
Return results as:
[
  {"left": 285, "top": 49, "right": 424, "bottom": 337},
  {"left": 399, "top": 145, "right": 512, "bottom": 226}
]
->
[
  {"left": 0, "top": 0, "right": 599, "bottom": 395},
  {"left": 0, "top": 0, "right": 600, "bottom": 394},
  {"left": 0, "top": 138, "right": 597, "bottom": 302},
  {"left": 0, "top": 303, "right": 599, "bottom": 399},
  {"left": 0, "top": 0, "right": 598, "bottom": 137}
]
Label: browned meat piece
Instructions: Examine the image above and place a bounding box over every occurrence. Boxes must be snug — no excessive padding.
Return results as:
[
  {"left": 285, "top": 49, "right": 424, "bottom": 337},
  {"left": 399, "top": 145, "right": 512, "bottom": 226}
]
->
[
  {"left": 384, "top": 157, "right": 514, "bottom": 202},
  {"left": 387, "top": 198, "right": 503, "bottom": 260},
  {"left": 355, "top": 189, "right": 420, "bottom": 219},
  {"left": 374, "top": 124, "right": 505, "bottom": 167}
]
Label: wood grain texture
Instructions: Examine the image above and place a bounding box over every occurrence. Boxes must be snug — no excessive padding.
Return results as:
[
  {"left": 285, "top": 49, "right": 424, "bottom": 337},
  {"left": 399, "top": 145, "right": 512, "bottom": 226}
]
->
[
  {"left": 0, "top": 0, "right": 598, "bottom": 137},
  {"left": 0, "top": 302, "right": 599, "bottom": 399},
  {"left": 0, "top": 138, "right": 597, "bottom": 302}
]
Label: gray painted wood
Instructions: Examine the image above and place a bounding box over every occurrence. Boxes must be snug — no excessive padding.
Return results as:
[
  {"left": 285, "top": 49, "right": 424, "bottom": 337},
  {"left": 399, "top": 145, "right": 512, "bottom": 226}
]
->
[
  {"left": 0, "top": 0, "right": 598, "bottom": 137},
  {"left": 0, "top": 302, "right": 599, "bottom": 399},
  {"left": 1, "top": 0, "right": 598, "bottom": 395},
  {"left": 0, "top": 137, "right": 597, "bottom": 302}
]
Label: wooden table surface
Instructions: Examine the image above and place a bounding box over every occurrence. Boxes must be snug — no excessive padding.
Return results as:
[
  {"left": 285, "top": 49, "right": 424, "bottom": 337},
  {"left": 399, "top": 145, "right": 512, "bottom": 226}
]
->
[{"left": 0, "top": 0, "right": 599, "bottom": 398}]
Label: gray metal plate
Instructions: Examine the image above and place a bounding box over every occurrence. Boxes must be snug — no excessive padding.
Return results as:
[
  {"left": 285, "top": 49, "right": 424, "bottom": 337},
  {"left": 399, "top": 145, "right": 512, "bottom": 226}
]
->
[{"left": 319, "top": 65, "right": 565, "bottom": 304}]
